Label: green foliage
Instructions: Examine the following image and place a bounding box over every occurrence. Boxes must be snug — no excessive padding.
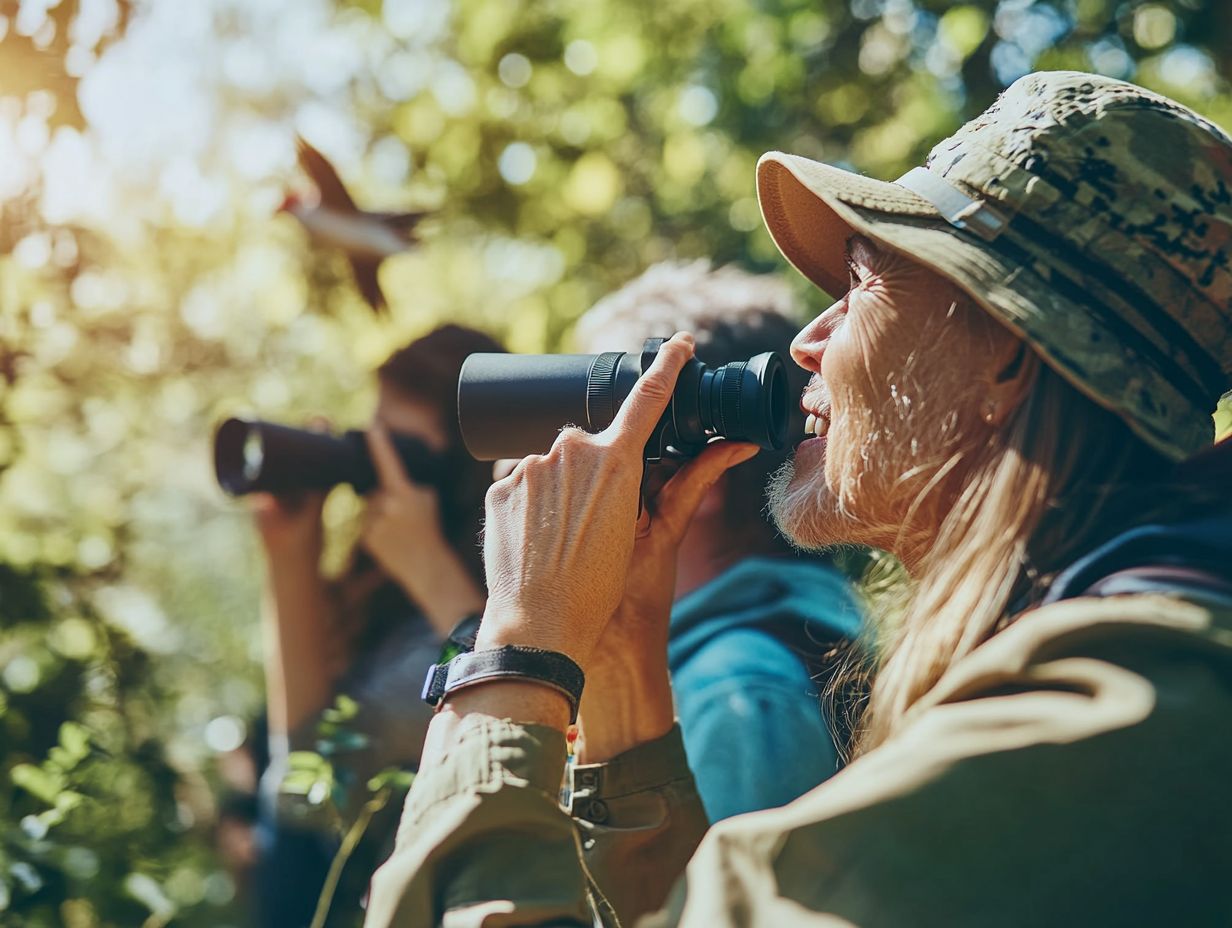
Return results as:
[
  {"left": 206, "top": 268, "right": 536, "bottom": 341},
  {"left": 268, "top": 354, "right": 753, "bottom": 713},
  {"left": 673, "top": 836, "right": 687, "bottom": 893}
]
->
[
  {"left": 2, "top": 1, "right": 1231, "bottom": 925},
  {"left": 269, "top": 696, "right": 415, "bottom": 927},
  {"left": 1, "top": 568, "right": 239, "bottom": 926},
  {"left": 1216, "top": 391, "right": 1232, "bottom": 443},
  {"left": 275, "top": 695, "right": 370, "bottom": 833}
]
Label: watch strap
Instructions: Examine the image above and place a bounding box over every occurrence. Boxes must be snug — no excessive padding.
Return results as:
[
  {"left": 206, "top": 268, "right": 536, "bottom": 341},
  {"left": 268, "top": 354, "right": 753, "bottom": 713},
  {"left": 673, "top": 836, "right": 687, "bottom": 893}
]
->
[{"left": 422, "top": 646, "right": 585, "bottom": 723}]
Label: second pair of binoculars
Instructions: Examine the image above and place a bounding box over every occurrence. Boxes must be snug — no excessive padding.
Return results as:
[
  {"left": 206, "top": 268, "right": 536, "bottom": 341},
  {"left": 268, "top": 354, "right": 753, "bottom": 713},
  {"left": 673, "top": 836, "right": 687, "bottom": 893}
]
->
[{"left": 214, "top": 338, "right": 790, "bottom": 496}]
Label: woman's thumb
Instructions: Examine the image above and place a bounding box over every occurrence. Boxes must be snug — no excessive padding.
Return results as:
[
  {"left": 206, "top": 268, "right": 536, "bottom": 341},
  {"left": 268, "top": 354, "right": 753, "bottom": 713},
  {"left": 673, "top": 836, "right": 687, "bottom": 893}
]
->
[{"left": 653, "top": 442, "right": 758, "bottom": 540}]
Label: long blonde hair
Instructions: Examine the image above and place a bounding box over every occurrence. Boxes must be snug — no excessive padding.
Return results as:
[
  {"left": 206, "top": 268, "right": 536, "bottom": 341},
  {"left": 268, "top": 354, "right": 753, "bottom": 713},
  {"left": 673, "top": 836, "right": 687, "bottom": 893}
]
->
[{"left": 850, "top": 354, "right": 1196, "bottom": 753}]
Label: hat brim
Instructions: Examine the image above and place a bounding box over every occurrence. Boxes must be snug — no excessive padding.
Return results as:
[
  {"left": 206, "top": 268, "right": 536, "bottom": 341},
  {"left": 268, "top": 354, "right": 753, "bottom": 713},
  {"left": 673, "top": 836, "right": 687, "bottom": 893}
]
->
[
  {"left": 757, "top": 151, "right": 1053, "bottom": 349},
  {"left": 756, "top": 151, "right": 1208, "bottom": 461},
  {"left": 757, "top": 152, "right": 945, "bottom": 299}
]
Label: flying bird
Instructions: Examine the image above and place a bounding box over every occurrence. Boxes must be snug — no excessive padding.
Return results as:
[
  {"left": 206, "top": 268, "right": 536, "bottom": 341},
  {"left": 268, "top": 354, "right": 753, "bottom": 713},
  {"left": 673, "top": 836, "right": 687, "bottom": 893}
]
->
[{"left": 280, "top": 137, "right": 428, "bottom": 313}]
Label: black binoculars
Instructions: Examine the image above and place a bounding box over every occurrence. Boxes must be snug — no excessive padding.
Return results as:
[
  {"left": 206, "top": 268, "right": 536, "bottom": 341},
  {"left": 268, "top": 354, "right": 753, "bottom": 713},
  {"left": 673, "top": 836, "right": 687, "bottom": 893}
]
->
[
  {"left": 214, "top": 339, "right": 789, "bottom": 493},
  {"left": 213, "top": 419, "right": 445, "bottom": 496},
  {"left": 458, "top": 338, "right": 789, "bottom": 461}
]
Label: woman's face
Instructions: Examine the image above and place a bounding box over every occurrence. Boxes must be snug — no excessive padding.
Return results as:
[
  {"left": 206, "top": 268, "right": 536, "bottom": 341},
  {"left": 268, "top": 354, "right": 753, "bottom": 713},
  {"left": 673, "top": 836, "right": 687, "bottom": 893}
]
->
[
  {"left": 372, "top": 384, "right": 449, "bottom": 453},
  {"left": 769, "top": 234, "right": 1023, "bottom": 561}
]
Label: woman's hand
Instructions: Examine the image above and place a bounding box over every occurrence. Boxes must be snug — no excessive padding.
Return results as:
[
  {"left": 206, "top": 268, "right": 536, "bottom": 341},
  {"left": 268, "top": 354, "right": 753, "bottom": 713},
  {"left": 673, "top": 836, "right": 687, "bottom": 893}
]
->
[
  {"left": 578, "top": 440, "right": 758, "bottom": 761},
  {"left": 437, "top": 335, "right": 701, "bottom": 736},
  {"left": 363, "top": 427, "right": 485, "bottom": 634},
  {"left": 362, "top": 425, "right": 444, "bottom": 574},
  {"left": 442, "top": 333, "right": 754, "bottom": 738},
  {"left": 476, "top": 333, "right": 698, "bottom": 667},
  {"left": 607, "top": 444, "right": 759, "bottom": 652},
  {"left": 249, "top": 416, "right": 330, "bottom": 562},
  {"left": 250, "top": 425, "right": 332, "bottom": 735},
  {"left": 249, "top": 490, "right": 327, "bottom": 561}
]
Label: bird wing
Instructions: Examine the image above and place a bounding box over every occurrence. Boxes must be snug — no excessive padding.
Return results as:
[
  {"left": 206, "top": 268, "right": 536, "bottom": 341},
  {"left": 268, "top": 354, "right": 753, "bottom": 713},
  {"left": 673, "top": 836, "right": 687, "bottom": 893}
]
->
[
  {"left": 367, "top": 210, "right": 430, "bottom": 234},
  {"left": 296, "top": 136, "right": 357, "bottom": 212},
  {"left": 350, "top": 256, "right": 387, "bottom": 314}
]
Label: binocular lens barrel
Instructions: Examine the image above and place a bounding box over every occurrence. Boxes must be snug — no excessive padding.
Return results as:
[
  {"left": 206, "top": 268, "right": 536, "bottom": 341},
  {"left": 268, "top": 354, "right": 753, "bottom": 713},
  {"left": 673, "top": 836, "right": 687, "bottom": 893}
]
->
[
  {"left": 213, "top": 418, "right": 443, "bottom": 496},
  {"left": 456, "top": 352, "right": 640, "bottom": 461},
  {"left": 457, "top": 344, "right": 789, "bottom": 461}
]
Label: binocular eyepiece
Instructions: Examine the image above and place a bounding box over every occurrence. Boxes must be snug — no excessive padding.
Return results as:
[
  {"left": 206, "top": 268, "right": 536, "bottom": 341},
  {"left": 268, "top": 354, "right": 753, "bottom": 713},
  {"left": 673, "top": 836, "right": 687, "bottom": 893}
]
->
[
  {"left": 213, "top": 419, "right": 445, "bottom": 496},
  {"left": 458, "top": 338, "right": 789, "bottom": 461}
]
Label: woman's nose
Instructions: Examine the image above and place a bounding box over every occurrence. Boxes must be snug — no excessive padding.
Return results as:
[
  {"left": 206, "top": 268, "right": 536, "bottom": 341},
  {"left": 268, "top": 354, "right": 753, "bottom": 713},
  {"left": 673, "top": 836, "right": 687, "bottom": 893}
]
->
[{"left": 790, "top": 301, "right": 843, "bottom": 373}]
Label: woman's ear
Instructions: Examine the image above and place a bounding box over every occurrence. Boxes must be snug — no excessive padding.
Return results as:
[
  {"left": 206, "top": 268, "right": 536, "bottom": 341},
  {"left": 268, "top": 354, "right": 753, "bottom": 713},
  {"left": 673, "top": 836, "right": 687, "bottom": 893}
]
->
[{"left": 982, "top": 339, "right": 1036, "bottom": 428}]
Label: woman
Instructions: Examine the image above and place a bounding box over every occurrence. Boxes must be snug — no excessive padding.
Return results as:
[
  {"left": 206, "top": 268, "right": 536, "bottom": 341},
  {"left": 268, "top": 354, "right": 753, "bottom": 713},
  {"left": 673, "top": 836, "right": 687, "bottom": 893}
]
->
[
  {"left": 365, "top": 73, "right": 1232, "bottom": 926},
  {"left": 250, "top": 324, "right": 502, "bottom": 927}
]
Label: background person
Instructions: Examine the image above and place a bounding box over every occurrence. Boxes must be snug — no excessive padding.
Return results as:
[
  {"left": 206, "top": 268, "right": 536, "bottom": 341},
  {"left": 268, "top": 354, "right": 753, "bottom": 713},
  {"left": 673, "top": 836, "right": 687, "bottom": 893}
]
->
[
  {"left": 572, "top": 261, "right": 861, "bottom": 824},
  {"left": 250, "top": 324, "right": 501, "bottom": 927},
  {"left": 363, "top": 72, "right": 1232, "bottom": 927}
]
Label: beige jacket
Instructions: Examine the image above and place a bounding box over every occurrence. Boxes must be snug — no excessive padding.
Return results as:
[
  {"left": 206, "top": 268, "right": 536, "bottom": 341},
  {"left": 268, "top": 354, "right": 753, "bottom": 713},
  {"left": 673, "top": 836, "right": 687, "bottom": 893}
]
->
[{"left": 364, "top": 589, "right": 1232, "bottom": 927}]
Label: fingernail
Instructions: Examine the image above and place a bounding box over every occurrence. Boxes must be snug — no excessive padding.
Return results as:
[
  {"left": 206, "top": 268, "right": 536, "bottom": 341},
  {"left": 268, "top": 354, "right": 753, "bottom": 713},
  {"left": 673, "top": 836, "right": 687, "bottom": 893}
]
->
[{"left": 671, "top": 331, "right": 695, "bottom": 348}]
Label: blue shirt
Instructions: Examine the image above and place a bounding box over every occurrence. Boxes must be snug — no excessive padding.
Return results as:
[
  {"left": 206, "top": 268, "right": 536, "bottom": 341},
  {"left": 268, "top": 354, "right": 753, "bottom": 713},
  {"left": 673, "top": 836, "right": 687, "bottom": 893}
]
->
[{"left": 668, "top": 556, "right": 862, "bottom": 822}]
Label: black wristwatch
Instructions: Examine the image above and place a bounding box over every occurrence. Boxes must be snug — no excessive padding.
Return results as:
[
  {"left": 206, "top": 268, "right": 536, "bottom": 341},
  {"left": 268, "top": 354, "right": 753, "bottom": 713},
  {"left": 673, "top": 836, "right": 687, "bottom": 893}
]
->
[{"left": 421, "top": 643, "right": 585, "bottom": 724}]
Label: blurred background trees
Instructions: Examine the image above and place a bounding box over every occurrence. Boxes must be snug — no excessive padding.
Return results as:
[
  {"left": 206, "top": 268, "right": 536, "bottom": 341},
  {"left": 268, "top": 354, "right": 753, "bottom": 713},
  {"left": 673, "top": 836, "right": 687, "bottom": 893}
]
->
[{"left": 1, "top": 0, "right": 1230, "bottom": 924}]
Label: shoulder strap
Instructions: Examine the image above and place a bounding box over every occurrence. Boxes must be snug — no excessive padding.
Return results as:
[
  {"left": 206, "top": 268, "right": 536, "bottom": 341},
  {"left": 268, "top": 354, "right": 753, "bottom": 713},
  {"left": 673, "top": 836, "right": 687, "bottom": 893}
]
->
[{"left": 1082, "top": 565, "right": 1232, "bottom": 605}]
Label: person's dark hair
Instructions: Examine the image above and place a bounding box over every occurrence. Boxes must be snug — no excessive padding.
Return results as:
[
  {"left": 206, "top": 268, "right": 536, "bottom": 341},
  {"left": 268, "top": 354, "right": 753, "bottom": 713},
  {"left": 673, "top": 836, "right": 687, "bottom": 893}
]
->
[
  {"left": 573, "top": 261, "right": 807, "bottom": 536},
  {"left": 376, "top": 324, "right": 505, "bottom": 582},
  {"left": 335, "top": 324, "right": 505, "bottom": 652}
]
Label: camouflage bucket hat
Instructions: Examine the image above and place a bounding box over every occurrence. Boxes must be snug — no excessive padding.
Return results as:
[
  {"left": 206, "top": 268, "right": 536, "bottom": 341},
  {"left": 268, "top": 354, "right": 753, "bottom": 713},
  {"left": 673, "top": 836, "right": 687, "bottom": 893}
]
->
[{"left": 757, "top": 70, "right": 1232, "bottom": 461}]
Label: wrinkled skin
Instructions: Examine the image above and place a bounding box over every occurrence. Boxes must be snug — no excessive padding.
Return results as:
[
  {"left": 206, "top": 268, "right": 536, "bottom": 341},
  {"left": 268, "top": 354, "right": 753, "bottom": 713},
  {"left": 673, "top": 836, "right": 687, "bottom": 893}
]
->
[{"left": 770, "top": 235, "right": 1028, "bottom": 567}]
